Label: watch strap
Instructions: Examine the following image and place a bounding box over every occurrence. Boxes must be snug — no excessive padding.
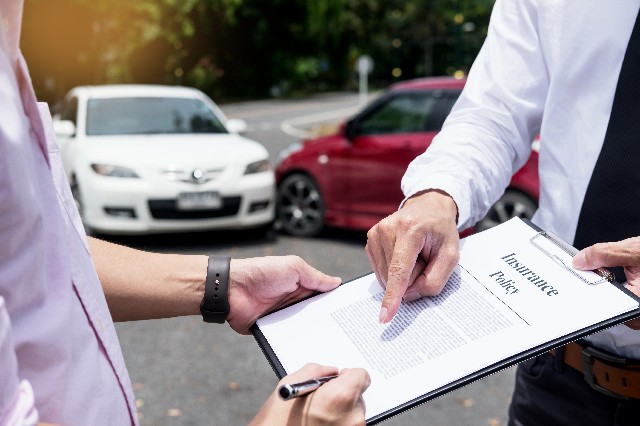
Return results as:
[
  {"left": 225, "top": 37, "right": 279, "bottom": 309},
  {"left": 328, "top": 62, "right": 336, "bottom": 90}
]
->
[{"left": 200, "top": 256, "right": 231, "bottom": 323}]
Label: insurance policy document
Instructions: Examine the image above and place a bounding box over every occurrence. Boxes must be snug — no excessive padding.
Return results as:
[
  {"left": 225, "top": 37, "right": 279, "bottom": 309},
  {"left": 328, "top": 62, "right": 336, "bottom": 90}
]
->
[{"left": 254, "top": 218, "right": 640, "bottom": 423}]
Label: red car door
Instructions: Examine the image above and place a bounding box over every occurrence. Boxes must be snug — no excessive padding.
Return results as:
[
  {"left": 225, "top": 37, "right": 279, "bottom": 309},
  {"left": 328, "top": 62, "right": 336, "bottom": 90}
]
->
[
  {"left": 340, "top": 90, "right": 460, "bottom": 229},
  {"left": 345, "top": 132, "right": 430, "bottom": 225}
]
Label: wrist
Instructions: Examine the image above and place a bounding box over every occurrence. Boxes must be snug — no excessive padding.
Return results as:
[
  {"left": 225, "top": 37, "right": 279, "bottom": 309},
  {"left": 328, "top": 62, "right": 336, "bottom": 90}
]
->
[
  {"left": 200, "top": 256, "right": 231, "bottom": 323},
  {"left": 405, "top": 189, "right": 459, "bottom": 224}
]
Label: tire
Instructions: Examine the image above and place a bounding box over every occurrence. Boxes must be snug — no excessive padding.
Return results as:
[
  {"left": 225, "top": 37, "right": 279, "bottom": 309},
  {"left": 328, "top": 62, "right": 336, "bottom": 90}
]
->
[
  {"left": 245, "top": 220, "right": 277, "bottom": 240},
  {"left": 277, "top": 173, "right": 325, "bottom": 237},
  {"left": 475, "top": 190, "right": 538, "bottom": 233}
]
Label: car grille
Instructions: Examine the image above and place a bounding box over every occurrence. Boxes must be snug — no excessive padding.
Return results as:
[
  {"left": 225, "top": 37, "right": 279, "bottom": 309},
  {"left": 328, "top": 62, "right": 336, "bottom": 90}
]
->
[
  {"left": 148, "top": 196, "right": 241, "bottom": 220},
  {"left": 161, "top": 168, "right": 224, "bottom": 185}
]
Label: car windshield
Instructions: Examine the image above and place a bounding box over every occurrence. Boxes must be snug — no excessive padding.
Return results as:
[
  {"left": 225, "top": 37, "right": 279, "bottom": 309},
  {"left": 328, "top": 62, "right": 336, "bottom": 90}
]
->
[{"left": 85, "top": 97, "right": 228, "bottom": 136}]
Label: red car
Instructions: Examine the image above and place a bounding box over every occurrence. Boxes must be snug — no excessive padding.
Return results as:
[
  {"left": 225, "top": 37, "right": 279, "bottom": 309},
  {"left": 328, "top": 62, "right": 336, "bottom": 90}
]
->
[{"left": 275, "top": 77, "right": 539, "bottom": 237}]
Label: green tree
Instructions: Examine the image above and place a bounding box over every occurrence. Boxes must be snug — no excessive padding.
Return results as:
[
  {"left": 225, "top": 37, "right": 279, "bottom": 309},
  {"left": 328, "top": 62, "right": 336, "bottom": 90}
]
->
[{"left": 23, "top": 0, "right": 495, "bottom": 103}]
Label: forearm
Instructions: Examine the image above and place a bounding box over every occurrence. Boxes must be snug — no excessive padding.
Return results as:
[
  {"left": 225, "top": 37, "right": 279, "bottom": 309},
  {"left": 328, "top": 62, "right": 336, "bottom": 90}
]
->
[{"left": 88, "top": 237, "right": 207, "bottom": 322}]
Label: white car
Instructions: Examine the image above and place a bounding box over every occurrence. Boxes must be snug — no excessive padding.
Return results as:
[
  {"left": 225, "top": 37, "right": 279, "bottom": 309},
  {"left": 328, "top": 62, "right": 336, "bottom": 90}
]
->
[{"left": 53, "top": 84, "right": 275, "bottom": 235}]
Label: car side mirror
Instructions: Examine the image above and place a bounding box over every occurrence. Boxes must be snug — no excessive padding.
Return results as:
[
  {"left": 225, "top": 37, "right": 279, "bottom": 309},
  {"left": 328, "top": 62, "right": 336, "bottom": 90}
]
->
[
  {"left": 344, "top": 119, "right": 358, "bottom": 141},
  {"left": 53, "top": 120, "right": 76, "bottom": 138},
  {"left": 226, "top": 118, "right": 248, "bottom": 134}
]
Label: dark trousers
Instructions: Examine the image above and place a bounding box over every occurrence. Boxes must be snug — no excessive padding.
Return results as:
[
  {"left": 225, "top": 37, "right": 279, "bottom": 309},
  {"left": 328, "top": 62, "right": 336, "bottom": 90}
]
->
[{"left": 508, "top": 353, "right": 640, "bottom": 426}]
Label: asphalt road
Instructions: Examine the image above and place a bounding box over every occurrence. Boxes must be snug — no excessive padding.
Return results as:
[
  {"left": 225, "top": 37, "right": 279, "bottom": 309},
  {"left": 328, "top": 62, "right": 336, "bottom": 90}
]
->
[{"left": 113, "top": 93, "right": 515, "bottom": 426}]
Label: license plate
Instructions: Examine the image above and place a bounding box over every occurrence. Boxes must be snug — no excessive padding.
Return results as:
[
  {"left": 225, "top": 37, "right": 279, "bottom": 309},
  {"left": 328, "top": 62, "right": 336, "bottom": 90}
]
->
[{"left": 177, "top": 191, "right": 222, "bottom": 210}]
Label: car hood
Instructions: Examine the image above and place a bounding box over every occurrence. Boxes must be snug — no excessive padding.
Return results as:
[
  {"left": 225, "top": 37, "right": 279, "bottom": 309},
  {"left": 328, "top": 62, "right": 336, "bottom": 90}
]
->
[
  {"left": 78, "top": 133, "right": 268, "bottom": 168},
  {"left": 302, "top": 132, "right": 342, "bottom": 148}
]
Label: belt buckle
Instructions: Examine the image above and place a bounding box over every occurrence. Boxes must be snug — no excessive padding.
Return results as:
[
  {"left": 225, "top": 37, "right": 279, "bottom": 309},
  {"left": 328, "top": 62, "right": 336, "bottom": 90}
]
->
[{"left": 579, "top": 343, "right": 630, "bottom": 400}]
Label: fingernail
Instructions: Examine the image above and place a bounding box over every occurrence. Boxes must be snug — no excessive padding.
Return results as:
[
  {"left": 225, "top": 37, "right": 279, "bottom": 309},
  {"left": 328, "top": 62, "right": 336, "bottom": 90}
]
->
[
  {"left": 573, "top": 251, "right": 587, "bottom": 269},
  {"left": 378, "top": 307, "right": 388, "bottom": 324},
  {"left": 403, "top": 291, "right": 421, "bottom": 302}
]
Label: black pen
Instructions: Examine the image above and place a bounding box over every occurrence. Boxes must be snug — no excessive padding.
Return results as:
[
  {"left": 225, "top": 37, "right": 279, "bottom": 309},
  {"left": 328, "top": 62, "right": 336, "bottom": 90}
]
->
[{"left": 278, "top": 374, "right": 339, "bottom": 400}]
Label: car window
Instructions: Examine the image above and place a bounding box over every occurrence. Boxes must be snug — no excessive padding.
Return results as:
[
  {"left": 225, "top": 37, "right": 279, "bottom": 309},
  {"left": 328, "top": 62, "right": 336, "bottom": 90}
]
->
[
  {"left": 85, "top": 97, "right": 228, "bottom": 136},
  {"left": 358, "top": 90, "right": 461, "bottom": 135},
  {"left": 60, "top": 96, "right": 78, "bottom": 126},
  {"left": 425, "top": 91, "right": 461, "bottom": 131}
]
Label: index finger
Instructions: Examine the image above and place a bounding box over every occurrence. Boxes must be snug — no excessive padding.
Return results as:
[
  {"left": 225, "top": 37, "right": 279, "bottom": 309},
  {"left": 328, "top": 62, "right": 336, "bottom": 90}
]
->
[
  {"left": 322, "top": 368, "right": 371, "bottom": 396},
  {"left": 281, "top": 363, "right": 340, "bottom": 386},
  {"left": 379, "top": 237, "right": 423, "bottom": 323}
]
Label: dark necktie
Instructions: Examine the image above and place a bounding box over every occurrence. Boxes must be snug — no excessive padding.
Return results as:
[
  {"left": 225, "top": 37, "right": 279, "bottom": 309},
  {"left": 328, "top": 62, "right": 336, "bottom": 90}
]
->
[{"left": 573, "top": 8, "right": 640, "bottom": 283}]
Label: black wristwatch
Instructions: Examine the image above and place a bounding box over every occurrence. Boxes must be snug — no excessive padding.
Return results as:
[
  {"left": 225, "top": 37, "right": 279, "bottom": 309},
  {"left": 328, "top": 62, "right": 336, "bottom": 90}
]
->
[{"left": 200, "top": 256, "right": 231, "bottom": 323}]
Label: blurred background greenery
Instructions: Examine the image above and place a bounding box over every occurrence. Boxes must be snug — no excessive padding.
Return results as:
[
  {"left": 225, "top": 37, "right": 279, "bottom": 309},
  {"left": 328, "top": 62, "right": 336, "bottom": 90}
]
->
[{"left": 22, "top": 0, "right": 494, "bottom": 104}]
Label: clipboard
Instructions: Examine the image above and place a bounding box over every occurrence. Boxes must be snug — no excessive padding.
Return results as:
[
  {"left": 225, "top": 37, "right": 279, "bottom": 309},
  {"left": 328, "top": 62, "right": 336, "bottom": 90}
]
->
[
  {"left": 527, "top": 220, "right": 615, "bottom": 285},
  {"left": 251, "top": 218, "right": 640, "bottom": 425}
]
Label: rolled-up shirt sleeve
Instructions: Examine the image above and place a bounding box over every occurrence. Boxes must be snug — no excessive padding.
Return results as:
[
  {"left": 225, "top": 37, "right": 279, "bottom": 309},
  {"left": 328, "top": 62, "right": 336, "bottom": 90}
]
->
[
  {"left": 0, "top": 297, "right": 38, "bottom": 426},
  {"left": 402, "top": 0, "right": 548, "bottom": 230}
]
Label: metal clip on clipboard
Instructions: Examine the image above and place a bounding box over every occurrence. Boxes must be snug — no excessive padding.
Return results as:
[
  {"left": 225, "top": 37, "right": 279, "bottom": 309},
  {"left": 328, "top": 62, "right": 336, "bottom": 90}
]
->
[{"left": 530, "top": 231, "right": 615, "bottom": 285}]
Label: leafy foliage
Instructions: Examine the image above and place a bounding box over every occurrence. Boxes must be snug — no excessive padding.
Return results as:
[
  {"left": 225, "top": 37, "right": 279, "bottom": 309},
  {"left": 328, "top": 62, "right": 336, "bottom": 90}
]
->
[{"left": 22, "top": 0, "right": 494, "bottom": 103}]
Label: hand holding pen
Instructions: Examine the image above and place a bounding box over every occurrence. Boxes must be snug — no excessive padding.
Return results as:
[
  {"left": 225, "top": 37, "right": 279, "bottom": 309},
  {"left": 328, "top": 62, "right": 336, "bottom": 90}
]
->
[{"left": 250, "top": 364, "right": 370, "bottom": 426}]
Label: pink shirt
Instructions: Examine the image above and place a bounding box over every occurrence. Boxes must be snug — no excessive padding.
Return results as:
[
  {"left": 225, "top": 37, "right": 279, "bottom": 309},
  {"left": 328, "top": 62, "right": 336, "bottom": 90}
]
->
[{"left": 0, "top": 2, "right": 137, "bottom": 424}]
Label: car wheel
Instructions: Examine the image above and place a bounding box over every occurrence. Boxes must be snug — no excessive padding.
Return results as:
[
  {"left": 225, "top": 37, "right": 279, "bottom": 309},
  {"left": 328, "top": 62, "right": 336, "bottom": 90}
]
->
[
  {"left": 245, "top": 220, "right": 277, "bottom": 241},
  {"left": 475, "top": 190, "right": 538, "bottom": 233},
  {"left": 277, "top": 174, "right": 325, "bottom": 237}
]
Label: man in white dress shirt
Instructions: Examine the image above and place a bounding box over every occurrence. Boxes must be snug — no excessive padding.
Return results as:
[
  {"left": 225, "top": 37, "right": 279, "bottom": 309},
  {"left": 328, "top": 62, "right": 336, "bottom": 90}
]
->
[{"left": 367, "top": 0, "right": 640, "bottom": 424}]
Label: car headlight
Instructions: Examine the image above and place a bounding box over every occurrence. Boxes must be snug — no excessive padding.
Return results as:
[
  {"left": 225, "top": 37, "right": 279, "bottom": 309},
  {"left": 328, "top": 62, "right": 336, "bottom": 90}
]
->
[
  {"left": 244, "top": 159, "right": 272, "bottom": 175},
  {"left": 91, "top": 164, "right": 140, "bottom": 178},
  {"left": 275, "top": 142, "right": 303, "bottom": 166}
]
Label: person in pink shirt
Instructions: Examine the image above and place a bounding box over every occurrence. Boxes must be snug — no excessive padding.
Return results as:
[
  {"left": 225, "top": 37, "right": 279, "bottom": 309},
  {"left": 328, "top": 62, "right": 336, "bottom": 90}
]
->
[{"left": 0, "top": 2, "right": 369, "bottom": 425}]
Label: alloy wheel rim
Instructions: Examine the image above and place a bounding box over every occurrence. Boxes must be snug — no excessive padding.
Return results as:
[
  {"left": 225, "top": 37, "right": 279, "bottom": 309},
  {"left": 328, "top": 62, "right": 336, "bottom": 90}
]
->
[
  {"left": 279, "top": 178, "right": 323, "bottom": 234},
  {"left": 476, "top": 192, "right": 537, "bottom": 232}
]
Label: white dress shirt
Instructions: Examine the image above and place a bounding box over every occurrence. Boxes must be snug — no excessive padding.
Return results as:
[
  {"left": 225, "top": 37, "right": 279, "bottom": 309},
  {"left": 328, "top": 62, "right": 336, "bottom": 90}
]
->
[{"left": 402, "top": 0, "right": 640, "bottom": 358}]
